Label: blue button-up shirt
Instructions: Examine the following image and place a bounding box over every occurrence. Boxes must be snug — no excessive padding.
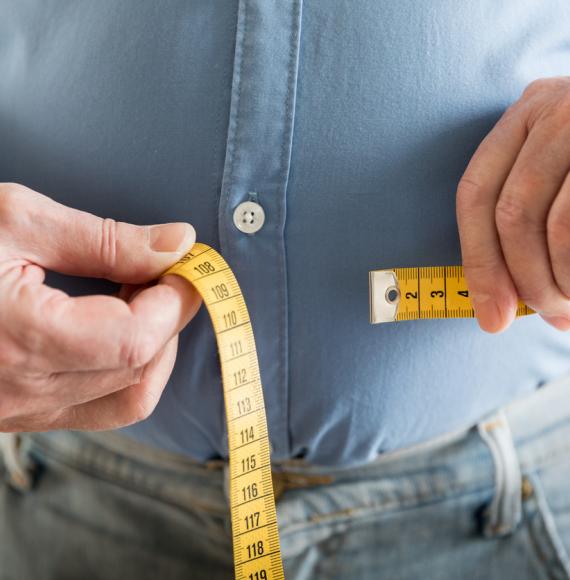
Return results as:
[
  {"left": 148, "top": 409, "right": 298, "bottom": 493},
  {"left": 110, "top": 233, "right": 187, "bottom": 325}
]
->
[{"left": 1, "top": 1, "right": 570, "bottom": 467}]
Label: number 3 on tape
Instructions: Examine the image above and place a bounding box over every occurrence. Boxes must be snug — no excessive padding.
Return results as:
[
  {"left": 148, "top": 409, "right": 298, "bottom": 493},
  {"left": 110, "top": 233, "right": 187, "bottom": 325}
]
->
[
  {"left": 369, "top": 266, "right": 535, "bottom": 324},
  {"left": 161, "top": 243, "right": 285, "bottom": 580}
]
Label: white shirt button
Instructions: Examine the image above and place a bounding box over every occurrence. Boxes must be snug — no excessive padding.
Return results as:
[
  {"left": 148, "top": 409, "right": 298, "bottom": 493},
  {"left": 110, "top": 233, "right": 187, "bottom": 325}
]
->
[{"left": 233, "top": 200, "right": 265, "bottom": 234}]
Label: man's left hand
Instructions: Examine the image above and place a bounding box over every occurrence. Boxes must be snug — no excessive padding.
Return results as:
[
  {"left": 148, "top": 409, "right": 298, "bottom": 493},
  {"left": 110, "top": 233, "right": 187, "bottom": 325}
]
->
[{"left": 457, "top": 76, "right": 570, "bottom": 333}]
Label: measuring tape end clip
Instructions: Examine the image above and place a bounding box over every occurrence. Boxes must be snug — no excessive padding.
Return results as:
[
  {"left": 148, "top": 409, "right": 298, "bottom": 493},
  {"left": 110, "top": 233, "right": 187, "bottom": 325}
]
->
[{"left": 369, "top": 270, "right": 400, "bottom": 324}]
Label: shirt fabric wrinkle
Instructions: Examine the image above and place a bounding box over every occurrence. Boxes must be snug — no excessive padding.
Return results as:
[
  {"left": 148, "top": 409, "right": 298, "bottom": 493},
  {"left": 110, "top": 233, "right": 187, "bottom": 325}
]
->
[{"left": 0, "top": 0, "right": 569, "bottom": 467}]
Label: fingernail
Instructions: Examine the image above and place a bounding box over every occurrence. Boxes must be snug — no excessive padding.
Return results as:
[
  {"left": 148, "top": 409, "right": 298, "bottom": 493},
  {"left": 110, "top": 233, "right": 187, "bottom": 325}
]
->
[{"left": 149, "top": 223, "right": 195, "bottom": 253}]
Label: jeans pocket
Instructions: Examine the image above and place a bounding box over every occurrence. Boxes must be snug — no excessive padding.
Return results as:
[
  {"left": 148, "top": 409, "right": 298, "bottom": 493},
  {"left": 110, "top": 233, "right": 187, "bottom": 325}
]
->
[
  {"left": 0, "top": 433, "right": 235, "bottom": 579},
  {"left": 523, "top": 466, "right": 570, "bottom": 579}
]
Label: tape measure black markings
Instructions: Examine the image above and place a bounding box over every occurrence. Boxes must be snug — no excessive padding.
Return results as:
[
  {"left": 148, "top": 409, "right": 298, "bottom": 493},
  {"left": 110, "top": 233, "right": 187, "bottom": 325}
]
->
[
  {"left": 161, "top": 242, "right": 284, "bottom": 580},
  {"left": 369, "top": 265, "right": 534, "bottom": 324}
]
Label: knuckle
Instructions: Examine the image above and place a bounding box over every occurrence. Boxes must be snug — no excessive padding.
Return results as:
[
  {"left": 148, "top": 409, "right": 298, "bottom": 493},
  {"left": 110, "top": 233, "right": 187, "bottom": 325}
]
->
[
  {"left": 0, "top": 343, "right": 26, "bottom": 370},
  {"left": 457, "top": 177, "right": 482, "bottom": 201},
  {"left": 0, "top": 182, "right": 28, "bottom": 197},
  {"left": 0, "top": 326, "right": 46, "bottom": 374},
  {"left": 456, "top": 178, "right": 487, "bottom": 214},
  {"left": 125, "top": 386, "right": 161, "bottom": 424},
  {"left": 97, "top": 217, "right": 119, "bottom": 278},
  {"left": 0, "top": 183, "right": 23, "bottom": 226},
  {"left": 37, "top": 371, "right": 63, "bottom": 397},
  {"left": 547, "top": 207, "right": 570, "bottom": 243},
  {"left": 522, "top": 78, "right": 553, "bottom": 99},
  {"left": 520, "top": 77, "right": 570, "bottom": 127},
  {"left": 463, "top": 258, "right": 500, "bottom": 278},
  {"left": 517, "top": 285, "right": 551, "bottom": 309},
  {"left": 19, "top": 321, "right": 43, "bottom": 352},
  {"left": 502, "top": 101, "right": 521, "bottom": 120},
  {"left": 462, "top": 261, "right": 504, "bottom": 298},
  {"left": 495, "top": 195, "right": 540, "bottom": 233},
  {"left": 119, "top": 330, "right": 157, "bottom": 369},
  {"left": 15, "top": 316, "right": 47, "bottom": 360}
]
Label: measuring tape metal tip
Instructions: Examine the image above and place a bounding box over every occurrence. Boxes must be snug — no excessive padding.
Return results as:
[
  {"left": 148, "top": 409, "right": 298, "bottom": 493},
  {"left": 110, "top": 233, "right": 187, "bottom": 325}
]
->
[{"left": 369, "top": 270, "right": 400, "bottom": 324}]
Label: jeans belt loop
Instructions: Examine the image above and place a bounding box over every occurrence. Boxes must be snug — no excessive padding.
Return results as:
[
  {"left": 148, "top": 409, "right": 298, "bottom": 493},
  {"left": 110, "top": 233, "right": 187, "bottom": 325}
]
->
[
  {"left": 222, "top": 462, "right": 335, "bottom": 505},
  {"left": 0, "top": 433, "right": 33, "bottom": 492},
  {"left": 271, "top": 471, "right": 334, "bottom": 502},
  {"left": 477, "top": 410, "right": 522, "bottom": 537}
]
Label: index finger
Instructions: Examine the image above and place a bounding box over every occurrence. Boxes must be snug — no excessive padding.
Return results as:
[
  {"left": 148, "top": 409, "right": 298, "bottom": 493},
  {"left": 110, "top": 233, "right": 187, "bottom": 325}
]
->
[
  {"left": 456, "top": 105, "right": 528, "bottom": 332},
  {"left": 6, "top": 272, "right": 201, "bottom": 372}
]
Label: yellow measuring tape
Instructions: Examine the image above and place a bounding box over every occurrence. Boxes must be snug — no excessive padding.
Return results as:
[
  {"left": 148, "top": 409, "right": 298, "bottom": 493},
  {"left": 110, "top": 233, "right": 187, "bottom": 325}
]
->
[
  {"left": 160, "top": 249, "right": 535, "bottom": 579},
  {"left": 369, "top": 266, "right": 535, "bottom": 323},
  {"left": 161, "top": 243, "right": 284, "bottom": 580}
]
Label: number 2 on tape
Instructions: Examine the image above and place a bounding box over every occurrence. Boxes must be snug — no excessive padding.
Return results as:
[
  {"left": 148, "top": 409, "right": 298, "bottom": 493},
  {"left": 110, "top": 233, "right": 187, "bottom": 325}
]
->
[
  {"left": 161, "top": 243, "right": 284, "bottom": 580},
  {"left": 369, "top": 266, "right": 535, "bottom": 324}
]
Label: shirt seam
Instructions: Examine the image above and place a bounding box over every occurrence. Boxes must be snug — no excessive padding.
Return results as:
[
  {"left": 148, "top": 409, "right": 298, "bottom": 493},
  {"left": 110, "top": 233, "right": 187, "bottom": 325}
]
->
[
  {"left": 217, "top": 0, "right": 248, "bottom": 457},
  {"left": 280, "top": 0, "right": 303, "bottom": 457}
]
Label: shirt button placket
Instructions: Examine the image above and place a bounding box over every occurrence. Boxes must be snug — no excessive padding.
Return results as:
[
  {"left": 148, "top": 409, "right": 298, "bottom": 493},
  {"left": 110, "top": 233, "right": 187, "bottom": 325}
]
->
[{"left": 217, "top": 0, "right": 303, "bottom": 463}]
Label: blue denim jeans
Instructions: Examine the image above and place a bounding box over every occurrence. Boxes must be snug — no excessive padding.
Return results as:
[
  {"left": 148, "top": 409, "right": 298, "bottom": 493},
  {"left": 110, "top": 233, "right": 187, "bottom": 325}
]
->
[{"left": 2, "top": 373, "right": 570, "bottom": 579}]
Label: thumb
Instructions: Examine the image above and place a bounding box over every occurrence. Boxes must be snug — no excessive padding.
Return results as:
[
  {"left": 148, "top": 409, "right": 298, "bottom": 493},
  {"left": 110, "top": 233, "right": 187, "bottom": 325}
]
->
[{"left": 1, "top": 184, "right": 195, "bottom": 283}]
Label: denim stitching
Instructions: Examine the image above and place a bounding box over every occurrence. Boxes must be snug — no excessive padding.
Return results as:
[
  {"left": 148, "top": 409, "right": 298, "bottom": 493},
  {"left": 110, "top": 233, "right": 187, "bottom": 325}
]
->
[
  {"left": 278, "top": 483, "right": 494, "bottom": 537},
  {"left": 524, "top": 471, "right": 570, "bottom": 578}
]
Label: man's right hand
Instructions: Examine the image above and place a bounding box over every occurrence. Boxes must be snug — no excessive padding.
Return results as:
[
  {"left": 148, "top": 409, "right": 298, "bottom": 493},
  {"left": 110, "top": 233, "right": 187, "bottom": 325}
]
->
[{"left": 0, "top": 183, "right": 202, "bottom": 433}]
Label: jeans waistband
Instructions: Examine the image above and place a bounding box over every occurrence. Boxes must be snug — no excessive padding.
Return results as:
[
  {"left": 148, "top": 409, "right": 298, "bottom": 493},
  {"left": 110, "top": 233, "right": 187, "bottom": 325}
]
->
[
  {"left": 3, "top": 372, "right": 570, "bottom": 515},
  {"left": 274, "top": 371, "right": 570, "bottom": 476}
]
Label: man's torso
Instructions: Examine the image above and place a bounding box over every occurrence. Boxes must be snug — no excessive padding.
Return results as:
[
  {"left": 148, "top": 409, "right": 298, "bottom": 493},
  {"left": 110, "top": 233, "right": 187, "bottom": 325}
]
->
[{"left": 1, "top": 0, "right": 569, "bottom": 466}]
